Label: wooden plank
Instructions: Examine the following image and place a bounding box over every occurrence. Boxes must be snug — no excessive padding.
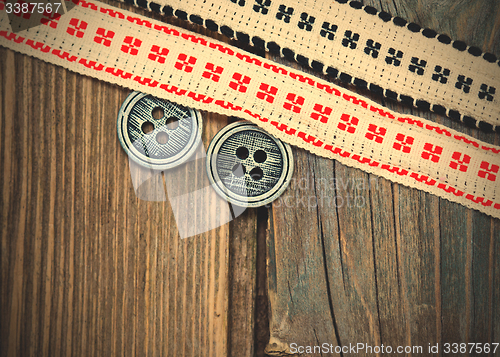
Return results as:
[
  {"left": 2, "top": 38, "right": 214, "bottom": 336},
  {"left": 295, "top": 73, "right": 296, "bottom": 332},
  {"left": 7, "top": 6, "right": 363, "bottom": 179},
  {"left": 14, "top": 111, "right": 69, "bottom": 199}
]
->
[
  {"left": 329, "top": 163, "right": 380, "bottom": 349},
  {"left": 0, "top": 1, "right": 259, "bottom": 354},
  {"left": 265, "top": 0, "right": 500, "bottom": 355},
  {"left": 367, "top": 176, "right": 407, "bottom": 350},
  {"left": 439, "top": 197, "right": 469, "bottom": 346},
  {"left": 494, "top": 219, "right": 500, "bottom": 351},
  {"left": 254, "top": 206, "right": 270, "bottom": 357},
  {"left": 470, "top": 214, "right": 494, "bottom": 346},
  {"left": 394, "top": 180, "right": 441, "bottom": 351},
  {"left": 1, "top": 0, "right": 499, "bottom": 355},
  {"left": 266, "top": 149, "right": 339, "bottom": 356},
  {"left": 228, "top": 208, "right": 257, "bottom": 357}
]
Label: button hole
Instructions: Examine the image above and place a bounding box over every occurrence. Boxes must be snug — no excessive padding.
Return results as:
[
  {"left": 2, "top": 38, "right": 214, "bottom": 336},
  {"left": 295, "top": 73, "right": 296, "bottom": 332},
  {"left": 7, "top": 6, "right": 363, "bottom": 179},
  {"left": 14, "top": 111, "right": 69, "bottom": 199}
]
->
[
  {"left": 236, "top": 146, "right": 249, "bottom": 160},
  {"left": 249, "top": 167, "right": 263, "bottom": 181},
  {"left": 166, "top": 116, "right": 180, "bottom": 130},
  {"left": 156, "top": 132, "right": 169, "bottom": 144},
  {"left": 152, "top": 107, "right": 164, "bottom": 120},
  {"left": 141, "top": 121, "right": 154, "bottom": 134},
  {"left": 254, "top": 149, "right": 267, "bottom": 163}
]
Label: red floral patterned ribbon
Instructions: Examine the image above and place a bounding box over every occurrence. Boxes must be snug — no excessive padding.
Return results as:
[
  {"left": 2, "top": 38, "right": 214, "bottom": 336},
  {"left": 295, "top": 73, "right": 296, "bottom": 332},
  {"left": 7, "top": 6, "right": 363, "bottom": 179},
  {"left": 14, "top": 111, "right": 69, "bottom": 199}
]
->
[{"left": 116, "top": 0, "right": 500, "bottom": 132}]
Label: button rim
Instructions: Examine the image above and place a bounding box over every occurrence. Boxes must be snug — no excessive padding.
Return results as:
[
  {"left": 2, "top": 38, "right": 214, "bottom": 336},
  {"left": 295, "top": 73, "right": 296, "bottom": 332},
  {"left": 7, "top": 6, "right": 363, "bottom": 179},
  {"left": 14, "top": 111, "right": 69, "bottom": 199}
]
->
[
  {"left": 206, "top": 121, "right": 294, "bottom": 208},
  {"left": 117, "top": 91, "right": 203, "bottom": 170}
]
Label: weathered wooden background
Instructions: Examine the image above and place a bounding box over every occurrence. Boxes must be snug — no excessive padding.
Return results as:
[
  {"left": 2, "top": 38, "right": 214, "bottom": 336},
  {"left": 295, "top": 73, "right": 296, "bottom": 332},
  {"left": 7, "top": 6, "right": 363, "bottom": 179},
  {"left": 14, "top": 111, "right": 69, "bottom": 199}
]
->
[{"left": 1, "top": 0, "right": 499, "bottom": 356}]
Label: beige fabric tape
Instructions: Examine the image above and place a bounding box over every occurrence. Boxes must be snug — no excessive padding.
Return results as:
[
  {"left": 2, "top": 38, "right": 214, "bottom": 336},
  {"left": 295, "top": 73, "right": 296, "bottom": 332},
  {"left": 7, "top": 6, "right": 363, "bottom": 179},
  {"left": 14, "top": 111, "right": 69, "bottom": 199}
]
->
[
  {"left": 117, "top": 0, "right": 500, "bottom": 132},
  {"left": 0, "top": 0, "right": 499, "bottom": 218}
]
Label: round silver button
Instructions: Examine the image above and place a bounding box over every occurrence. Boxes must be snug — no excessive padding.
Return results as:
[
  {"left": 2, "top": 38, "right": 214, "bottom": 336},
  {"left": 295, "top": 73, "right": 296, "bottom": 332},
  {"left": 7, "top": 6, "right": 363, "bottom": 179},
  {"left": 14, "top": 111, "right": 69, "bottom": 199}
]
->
[
  {"left": 117, "top": 91, "right": 202, "bottom": 170},
  {"left": 206, "top": 121, "right": 294, "bottom": 207}
]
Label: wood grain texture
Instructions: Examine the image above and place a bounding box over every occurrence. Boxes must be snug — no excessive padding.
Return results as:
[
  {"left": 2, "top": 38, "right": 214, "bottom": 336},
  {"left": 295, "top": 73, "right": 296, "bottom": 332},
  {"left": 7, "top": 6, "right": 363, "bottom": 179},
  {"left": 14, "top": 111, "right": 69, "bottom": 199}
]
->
[
  {"left": 265, "top": 0, "right": 500, "bottom": 355},
  {"left": 0, "top": 2, "right": 259, "bottom": 355},
  {"left": 1, "top": 0, "right": 500, "bottom": 356},
  {"left": 266, "top": 151, "right": 339, "bottom": 355}
]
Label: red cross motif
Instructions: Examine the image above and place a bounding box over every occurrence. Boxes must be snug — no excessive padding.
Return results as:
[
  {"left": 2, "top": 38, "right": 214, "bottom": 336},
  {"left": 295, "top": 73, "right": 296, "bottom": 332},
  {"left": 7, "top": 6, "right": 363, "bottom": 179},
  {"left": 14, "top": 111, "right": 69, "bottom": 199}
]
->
[
  {"left": 337, "top": 113, "right": 359, "bottom": 133},
  {"left": 67, "top": 18, "right": 87, "bottom": 38},
  {"left": 148, "top": 45, "right": 169, "bottom": 63},
  {"left": 202, "top": 63, "right": 224, "bottom": 82},
  {"left": 256, "top": 83, "right": 278, "bottom": 103},
  {"left": 478, "top": 161, "right": 499, "bottom": 181},
  {"left": 283, "top": 93, "right": 305, "bottom": 113},
  {"left": 94, "top": 28, "right": 115, "bottom": 47},
  {"left": 311, "top": 104, "right": 332, "bottom": 124},
  {"left": 41, "top": 9, "right": 61, "bottom": 29},
  {"left": 175, "top": 53, "right": 197, "bottom": 73},
  {"left": 365, "top": 124, "right": 387, "bottom": 144},
  {"left": 121, "top": 36, "right": 142, "bottom": 56},
  {"left": 421, "top": 143, "right": 443, "bottom": 163},
  {"left": 229, "top": 73, "right": 251, "bottom": 93},
  {"left": 14, "top": 1, "right": 32, "bottom": 19},
  {"left": 449, "top": 152, "right": 471, "bottom": 172},
  {"left": 393, "top": 133, "right": 414, "bottom": 153}
]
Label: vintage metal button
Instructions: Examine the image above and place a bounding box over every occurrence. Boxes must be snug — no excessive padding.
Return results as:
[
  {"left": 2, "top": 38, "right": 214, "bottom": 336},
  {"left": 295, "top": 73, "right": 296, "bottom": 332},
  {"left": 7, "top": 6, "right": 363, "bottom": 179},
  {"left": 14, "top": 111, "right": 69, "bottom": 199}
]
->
[
  {"left": 117, "top": 91, "right": 202, "bottom": 170},
  {"left": 206, "top": 121, "right": 293, "bottom": 207}
]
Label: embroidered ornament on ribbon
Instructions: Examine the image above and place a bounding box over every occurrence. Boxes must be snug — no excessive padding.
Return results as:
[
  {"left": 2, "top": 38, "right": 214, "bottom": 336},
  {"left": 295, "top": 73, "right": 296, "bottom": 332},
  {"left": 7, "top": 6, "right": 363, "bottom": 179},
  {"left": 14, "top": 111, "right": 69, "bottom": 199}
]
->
[
  {"left": 0, "top": 0, "right": 499, "bottom": 218},
  {"left": 116, "top": 0, "right": 500, "bottom": 132}
]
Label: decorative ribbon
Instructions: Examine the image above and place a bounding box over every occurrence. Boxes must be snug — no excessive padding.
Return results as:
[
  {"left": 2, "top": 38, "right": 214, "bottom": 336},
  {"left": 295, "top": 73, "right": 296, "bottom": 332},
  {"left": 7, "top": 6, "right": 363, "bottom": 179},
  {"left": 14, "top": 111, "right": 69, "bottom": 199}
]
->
[
  {"left": 0, "top": 0, "right": 499, "bottom": 218},
  {"left": 117, "top": 0, "right": 500, "bottom": 132}
]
